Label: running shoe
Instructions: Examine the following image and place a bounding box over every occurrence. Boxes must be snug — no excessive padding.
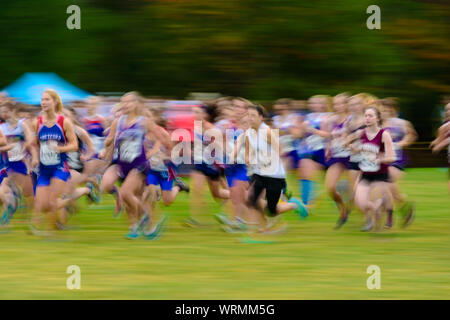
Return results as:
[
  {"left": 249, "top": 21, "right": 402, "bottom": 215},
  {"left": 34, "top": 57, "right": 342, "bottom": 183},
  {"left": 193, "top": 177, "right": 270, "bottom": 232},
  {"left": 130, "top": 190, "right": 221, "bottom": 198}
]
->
[
  {"left": 361, "top": 219, "right": 374, "bottom": 232},
  {"left": 86, "top": 182, "right": 100, "bottom": 204},
  {"left": 125, "top": 226, "right": 140, "bottom": 239},
  {"left": 401, "top": 202, "right": 415, "bottom": 228},
  {"left": 288, "top": 197, "right": 308, "bottom": 219},
  {"left": 27, "top": 224, "right": 52, "bottom": 237},
  {"left": 137, "top": 213, "right": 151, "bottom": 232},
  {"left": 174, "top": 178, "right": 190, "bottom": 193},
  {"left": 1, "top": 204, "right": 16, "bottom": 225},
  {"left": 144, "top": 215, "right": 168, "bottom": 240},
  {"left": 334, "top": 216, "right": 348, "bottom": 230},
  {"left": 214, "top": 213, "right": 234, "bottom": 226},
  {"left": 183, "top": 217, "right": 202, "bottom": 228}
]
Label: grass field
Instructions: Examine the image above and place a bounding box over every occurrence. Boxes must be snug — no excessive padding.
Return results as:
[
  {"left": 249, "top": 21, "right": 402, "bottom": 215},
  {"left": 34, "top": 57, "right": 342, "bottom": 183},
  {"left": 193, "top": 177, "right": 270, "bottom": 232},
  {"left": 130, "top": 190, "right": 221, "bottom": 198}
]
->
[{"left": 0, "top": 168, "right": 449, "bottom": 300}]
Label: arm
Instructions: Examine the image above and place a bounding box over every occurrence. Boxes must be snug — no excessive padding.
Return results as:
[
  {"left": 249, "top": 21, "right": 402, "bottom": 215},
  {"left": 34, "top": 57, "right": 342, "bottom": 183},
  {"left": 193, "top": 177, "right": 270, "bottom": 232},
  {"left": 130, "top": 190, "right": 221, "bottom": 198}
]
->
[
  {"left": 381, "top": 130, "right": 396, "bottom": 164},
  {"left": 57, "top": 118, "right": 78, "bottom": 153},
  {"left": 397, "top": 120, "right": 418, "bottom": 148},
  {"left": 22, "top": 120, "right": 39, "bottom": 164},
  {"left": 0, "top": 128, "right": 6, "bottom": 147},
  {"left": 76, "top": 126, "right": 96, "bottom": 160},
  {"left": 146, "top": 137, "right": 162, "bottom": 159},
  {"left": 104, "top": 119, "right": 118, "bottom": 149}
]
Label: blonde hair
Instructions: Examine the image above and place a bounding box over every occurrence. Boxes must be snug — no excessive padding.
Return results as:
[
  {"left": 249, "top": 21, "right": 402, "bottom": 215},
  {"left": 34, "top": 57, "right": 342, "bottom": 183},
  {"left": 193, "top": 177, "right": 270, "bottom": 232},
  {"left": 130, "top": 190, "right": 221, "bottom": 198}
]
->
[
  {"left": 44, "top": 89, "right": 63, "bottom": 113},
  {"left": 122, "top": 91, "right": 146, "bottom": 115},
  {"left": 352, "top": 93, "right": 378, "bottom": 107},
  {"left": 310, "top": 95, "right": 332, "bottom": 112}
]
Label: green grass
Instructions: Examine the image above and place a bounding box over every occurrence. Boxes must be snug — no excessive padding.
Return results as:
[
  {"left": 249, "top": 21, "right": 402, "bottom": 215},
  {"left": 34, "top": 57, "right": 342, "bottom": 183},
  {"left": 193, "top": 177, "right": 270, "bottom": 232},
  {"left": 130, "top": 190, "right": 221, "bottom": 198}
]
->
[{"left": 0, "top": 168, "right": 449, "bottom": 299}]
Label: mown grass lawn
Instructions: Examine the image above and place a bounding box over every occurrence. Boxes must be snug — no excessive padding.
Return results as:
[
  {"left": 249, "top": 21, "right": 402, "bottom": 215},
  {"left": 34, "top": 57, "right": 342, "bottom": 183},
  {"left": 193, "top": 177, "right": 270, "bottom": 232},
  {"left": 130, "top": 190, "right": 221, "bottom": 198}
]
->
[{"left": 0, "top": 168, "right": 449, "bottom": 299}]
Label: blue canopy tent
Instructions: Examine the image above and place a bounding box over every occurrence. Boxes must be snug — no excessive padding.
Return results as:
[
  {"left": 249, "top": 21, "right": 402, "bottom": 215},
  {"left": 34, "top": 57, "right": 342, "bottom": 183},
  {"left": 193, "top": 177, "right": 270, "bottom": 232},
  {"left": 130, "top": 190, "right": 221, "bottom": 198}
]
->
[{"left": 1, "top": 73, "right": 91, "bottom": 105}]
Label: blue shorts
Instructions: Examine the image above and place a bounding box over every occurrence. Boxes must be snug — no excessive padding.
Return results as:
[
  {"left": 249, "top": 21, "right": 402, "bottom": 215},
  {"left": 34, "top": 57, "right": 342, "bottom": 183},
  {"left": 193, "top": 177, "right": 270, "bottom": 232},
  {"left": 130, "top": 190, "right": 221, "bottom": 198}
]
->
[
  {"left": 146, "top": 169, "right": 173, "bottom": 191},
  {"left": 285, "top": 150, "right": 300, "bottom": 169},
  {"left": 225, "top": 164, "right": 249, "bottom": 187},
  {"left": 7, "top": 161, "right": 28, "bottom": 175},
  {"left": 36, "top": 166, "right": 71, "bottom": 187}
]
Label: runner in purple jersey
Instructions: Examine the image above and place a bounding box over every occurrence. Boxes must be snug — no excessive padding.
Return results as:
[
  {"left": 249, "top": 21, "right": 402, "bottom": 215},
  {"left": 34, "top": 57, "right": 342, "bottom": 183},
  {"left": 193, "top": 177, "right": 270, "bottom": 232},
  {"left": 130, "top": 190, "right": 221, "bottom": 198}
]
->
[
  {"left": 380, "top": 98, "right": 417, "bottom": 228},
  {"left": 347, "top": 106, "right": 396, "bottom": 232},
  {"left": 325, "top": 93, "right": 351, "bottom": 229},
  {"left": 100, "top": 91, "right": 164, "bottom": 239}
]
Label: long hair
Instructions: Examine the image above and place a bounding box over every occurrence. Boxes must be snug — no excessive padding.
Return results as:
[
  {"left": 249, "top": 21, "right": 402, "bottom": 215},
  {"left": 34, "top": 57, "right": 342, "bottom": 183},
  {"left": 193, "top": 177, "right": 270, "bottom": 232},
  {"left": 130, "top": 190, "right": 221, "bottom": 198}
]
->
[{"left": 43, "top": 89, "right": 63, "bottom": 113}]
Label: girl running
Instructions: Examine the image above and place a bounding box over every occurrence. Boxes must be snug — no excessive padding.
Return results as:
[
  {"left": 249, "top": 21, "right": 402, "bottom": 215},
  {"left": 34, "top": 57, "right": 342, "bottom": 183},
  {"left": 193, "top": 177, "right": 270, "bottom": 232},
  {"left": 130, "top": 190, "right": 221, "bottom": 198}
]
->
[
  {"left": 296, "top": 95, "right": 331, "bottom": 209},
  {"left": 0, "top": 102, "right": 37, "bottom": 224},
  {"left": 101, "top": 92, "right": 165, "bottom": 239},
  {"left": 380, "top": 98, "right": 418, "bottom": 228},
  {"left": 325, "top": 93, "right": 351, "bottom": 229},
  {"left": 29, "top": 89, "right": 78, "bottom": 235},
  {"left": 186, "top": 104, "right": 230, "bottom": 227},
  {"left": 350, "top": 106, "right": 396, "bottom": 231}
]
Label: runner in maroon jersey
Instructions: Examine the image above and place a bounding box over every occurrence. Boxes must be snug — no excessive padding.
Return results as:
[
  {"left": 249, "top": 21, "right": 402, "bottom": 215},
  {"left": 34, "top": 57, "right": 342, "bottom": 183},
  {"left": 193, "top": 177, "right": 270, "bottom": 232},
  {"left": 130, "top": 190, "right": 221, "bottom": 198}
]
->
[{"left": 346, "top": 106, "right": 396, "bottom": 231}]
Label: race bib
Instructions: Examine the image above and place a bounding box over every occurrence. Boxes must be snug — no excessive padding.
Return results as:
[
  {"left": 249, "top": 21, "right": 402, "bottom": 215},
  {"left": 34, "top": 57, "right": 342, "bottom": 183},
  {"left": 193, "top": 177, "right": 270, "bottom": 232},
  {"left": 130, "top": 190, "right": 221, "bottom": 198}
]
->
[
  {"left": 331, "top": 139, "right": 350, "bottom": 158},
  {"left": 305, "top": 135, "right": 324, "bottom": 151},
  {"left": 7, "top": 142, "right": 25, "bottom": 162},
  {"left": 119, "top": 138, "right": 141, "bottom": 163},
  {"left": 280, "top": 135, "right": 294, "bottom": 153},
  {"left": 40, "top": 141, "right": 60, "bottom": 166},
  {"left": 359, "top": 151, "right": 380, "bottom": 172},
  {"left": 91, "top": 135, "right": 105, "bottom": 152}
]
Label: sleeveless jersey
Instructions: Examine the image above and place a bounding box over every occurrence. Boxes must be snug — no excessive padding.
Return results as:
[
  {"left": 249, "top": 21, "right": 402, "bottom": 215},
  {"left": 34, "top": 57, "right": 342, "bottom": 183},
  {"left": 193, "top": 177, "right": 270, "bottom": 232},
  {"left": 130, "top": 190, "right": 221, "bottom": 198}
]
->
[
  {"left": 37, "top": 115, "right": 67, "bottom": 168},
  {"left": 114, "top": 116, "right": 148, "bottom": 167},
  {"left": 83, "top": 115, "right": 105, "bottom": 153},
  {"left": 359, "top": 128, "right": 387, "bottom": 174},
  {"left": 329, "top": 118, "right": 350, "bottom": 158},
  {"left": 246, "top": 122, "right": 286, "bottom": 179},
  {"left": 304, "top": 113, "right": 326, "bottom": 152},
  {"left": 0, "top": 119, "right": 26, "bottom": 162}
]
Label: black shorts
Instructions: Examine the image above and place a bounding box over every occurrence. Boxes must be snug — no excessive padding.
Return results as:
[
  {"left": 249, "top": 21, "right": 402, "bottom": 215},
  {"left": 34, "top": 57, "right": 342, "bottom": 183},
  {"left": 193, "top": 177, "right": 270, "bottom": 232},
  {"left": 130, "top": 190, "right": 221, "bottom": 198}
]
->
[
  {"left": 248, "top": 174, "right": 286, "bottom": 216},
  {"left": 193, "top": 164, "right": 221, "bottom": 181},
  {"left": 360, "top": 172, "right": 389, "bottom": 183},
  {"left": 348, "top": 161, "right": 360, "bottom": 171}
]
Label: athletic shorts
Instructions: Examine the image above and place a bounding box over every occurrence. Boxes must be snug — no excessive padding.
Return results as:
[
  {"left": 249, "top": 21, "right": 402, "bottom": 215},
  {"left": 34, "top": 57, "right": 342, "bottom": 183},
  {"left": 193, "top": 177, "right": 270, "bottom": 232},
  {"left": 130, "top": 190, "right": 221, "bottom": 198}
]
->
[
  {"left": 146, "top": 169, "right": 173, "bottom": 191},
  {"left": 248, "top": 174, "right": 286, "bottom": 216},
  {"left": 360, "top": 172, "right": 389, "bottom": 183},
  {"left": 7, "top": 161, "right": 28, "bottom": 175},
  {"left": 348, "top": 161, "right": 360, "bottom": 171},
  {"left": 327, "top": 156, "right": 350, "bottom": 169},
  {"left": 284, "top": 150, "right": 300, "bottom": 169},
  {"left": 117, "top": 161, "right": 149, "bottom": 180},
  {"left": 36, "top": 166, "right": 71, "bottom": 187},
  {"left": 193, "top": 163, "right": 221, "bottom": 181},
  {"left": 225, "top": 164, "right": 249, "bottom": 187},
  {"left": 304, "top": 149, "right": 327, "bottom": 167}
]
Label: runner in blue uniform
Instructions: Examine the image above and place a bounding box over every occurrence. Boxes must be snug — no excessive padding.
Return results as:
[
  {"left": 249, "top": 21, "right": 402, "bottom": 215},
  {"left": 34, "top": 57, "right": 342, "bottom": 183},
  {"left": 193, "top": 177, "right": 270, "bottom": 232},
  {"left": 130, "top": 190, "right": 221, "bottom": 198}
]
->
[{"left": 29, "top": 89, "right": 78, "bottom": 235}]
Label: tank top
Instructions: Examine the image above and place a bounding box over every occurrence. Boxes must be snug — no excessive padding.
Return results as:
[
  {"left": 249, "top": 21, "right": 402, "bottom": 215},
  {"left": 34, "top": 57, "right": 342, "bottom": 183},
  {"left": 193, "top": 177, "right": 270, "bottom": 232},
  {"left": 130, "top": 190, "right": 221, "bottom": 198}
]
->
[
  {"left": 37, "top": 115, "right": 67, "bottom": 168},
  {"left": 83, "top": 115, "right": 105, "bottom": 153},
  {"left": 114, "top": 116, "right": 147, "bottom": 166},
  {"left": 359, "top": 128, "right": 387, "bottom": 174},
  {"left": 304, "top": 113, "right": 326, "bottom": 151},
  {"left": 0, "top": 119, "right": 26, "bottom": 162},
  {"left": 330, "top": 118, "right": 350, "bottom": 158},
  {"left": 246, "top": 122, "right": 286, "bottom": 179}
]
